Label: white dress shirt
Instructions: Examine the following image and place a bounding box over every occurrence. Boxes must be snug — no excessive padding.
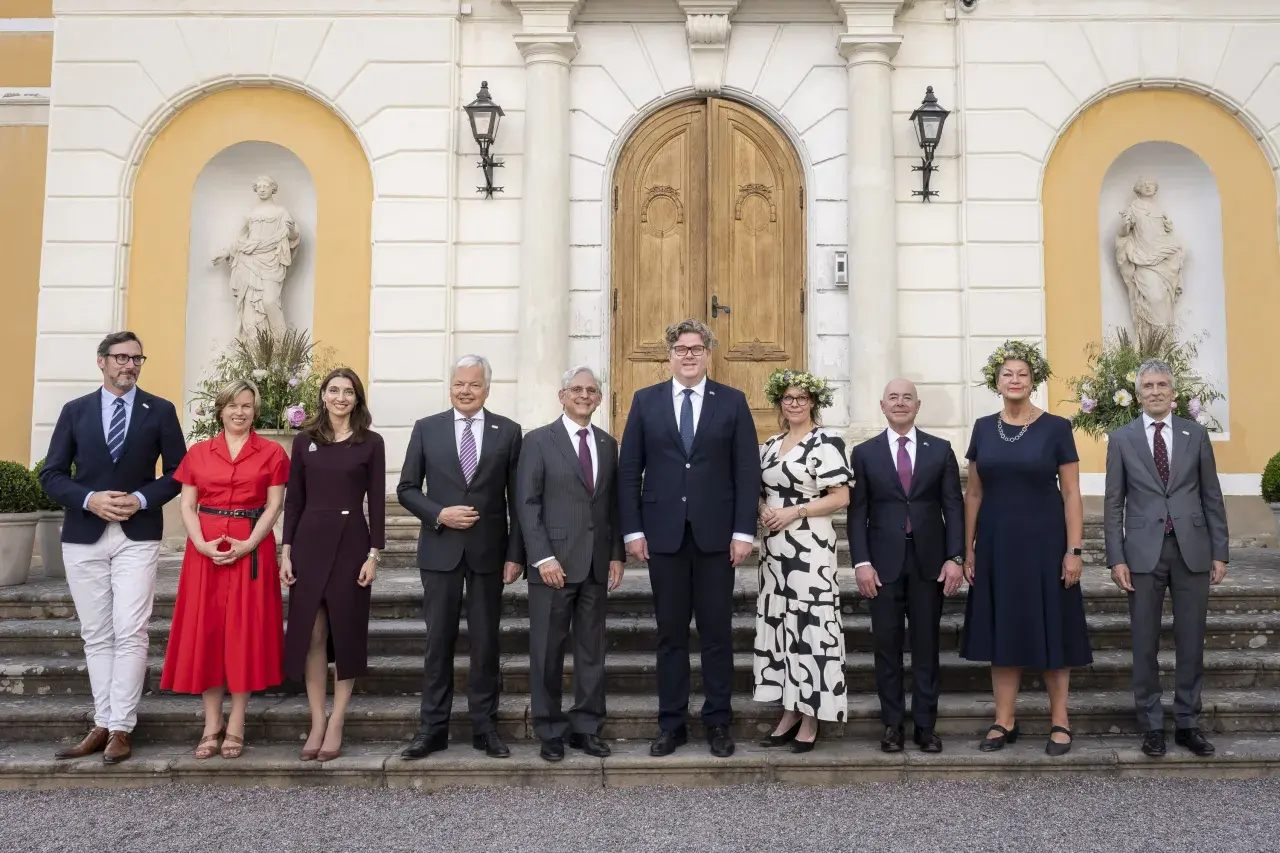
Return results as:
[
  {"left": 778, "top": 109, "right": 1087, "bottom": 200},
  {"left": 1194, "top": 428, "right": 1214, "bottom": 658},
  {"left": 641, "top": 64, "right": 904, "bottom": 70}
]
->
[
  {"left": 853, "top": 427, "right": 919, "bottom": 569},
  {"left": 85, "top": 387, "right": 148, "bottom": 510},
  {"left": 1142, "top": 411, "right": 1173, "bottom": 467},
  {"left": 453, "top": 408, "right": 485, "bottom": 461},
  {"left": 534, "top": 415, "right": 601, "bottom": 569}
]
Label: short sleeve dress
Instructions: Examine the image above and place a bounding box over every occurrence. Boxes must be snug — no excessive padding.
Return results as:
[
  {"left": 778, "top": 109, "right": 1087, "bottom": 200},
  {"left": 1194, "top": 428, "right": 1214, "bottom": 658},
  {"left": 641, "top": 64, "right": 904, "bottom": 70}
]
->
[
  {"left": 960, "top": 413, "right": 1092, "bottom": 669},
  {"left": 752, "top": 427, "right": 854, "bottom": 722},
  {"left": 160, "top": 431, "right": 290, "bottom": 694}
]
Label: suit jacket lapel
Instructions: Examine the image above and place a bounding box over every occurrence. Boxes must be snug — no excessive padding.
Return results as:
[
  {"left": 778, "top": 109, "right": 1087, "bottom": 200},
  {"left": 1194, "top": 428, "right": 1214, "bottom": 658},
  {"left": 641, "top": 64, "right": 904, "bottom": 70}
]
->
[
  {"left": 469, "top": 409, "right": 498, "bottom": 485},
  {"left": 596, "top": 431, "right": 613, "bottom": 501},
  {"left": 550, "top": 419, "right": 592, "bottom": 494},
  {"left": 85, "top": 392, "right": 113, "bottom": 464},
  {"left": 690, "top": 381, "right": 720, "bottom": 456},
  {"left": 439, "top": 412, "right": 468, "bottom": 488},
  {"left": 1125, "top": 419, "right": 1165, "bottom": 492},
  {"left": 908, "top": 432, "right": 935, "bottom": 499},
  {"left": 876, "top": 431, "right": 907, "bottom": 498},
  {"left": 118, "top": 390, "right": 152, "bottom": 462},
  {"left": 1167, "top": 415, "right": 1192, "bottom": 489},
  {"left": 662, "top": 383, "right": 686, "bottom": 456}
]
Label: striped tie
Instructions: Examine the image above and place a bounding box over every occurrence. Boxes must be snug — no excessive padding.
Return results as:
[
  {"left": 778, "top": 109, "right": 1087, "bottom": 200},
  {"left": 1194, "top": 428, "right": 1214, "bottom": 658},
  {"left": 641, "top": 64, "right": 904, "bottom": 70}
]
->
[
  {"left": 459, "top": 418, "right": 477, "bottom": 483},
  {"left": 107, "top": 398, "right": 126, "bottom": 462}
]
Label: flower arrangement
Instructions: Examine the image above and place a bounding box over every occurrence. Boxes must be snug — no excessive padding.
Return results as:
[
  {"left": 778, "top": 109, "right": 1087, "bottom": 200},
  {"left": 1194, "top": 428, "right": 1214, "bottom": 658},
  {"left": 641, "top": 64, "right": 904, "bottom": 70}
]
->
[
  {"left": 980, "top": 340, "right": 1052, "bottom": 393},
  {"left": 186, "top": 326, "right": 335, "bottom": 442},
  {"left": 1064, "top": 326, "right": 1224, "bottom": 440},
  {"left": 764, "top": 369, "right": 836, "bottom": 408}
]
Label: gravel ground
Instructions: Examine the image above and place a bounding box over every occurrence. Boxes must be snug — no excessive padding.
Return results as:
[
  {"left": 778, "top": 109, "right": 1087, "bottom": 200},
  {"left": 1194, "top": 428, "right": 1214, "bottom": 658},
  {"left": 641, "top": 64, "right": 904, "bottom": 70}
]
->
[{"left": 2, "top": 778, "right": 1279, "bottom": 853}]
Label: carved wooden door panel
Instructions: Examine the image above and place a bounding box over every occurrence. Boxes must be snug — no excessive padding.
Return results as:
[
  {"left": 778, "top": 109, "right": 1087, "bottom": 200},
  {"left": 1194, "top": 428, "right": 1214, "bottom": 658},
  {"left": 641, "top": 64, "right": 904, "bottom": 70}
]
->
[{"left": 611, "top": 98, "right": 804, "bottom": 441}]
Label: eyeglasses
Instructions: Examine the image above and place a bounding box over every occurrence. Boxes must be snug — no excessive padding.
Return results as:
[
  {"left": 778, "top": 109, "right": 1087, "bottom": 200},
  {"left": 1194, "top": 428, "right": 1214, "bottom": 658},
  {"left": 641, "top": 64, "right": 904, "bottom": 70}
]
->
[
  {"left": 781, "top": 395, "right": 811, "bottom": 406},
  {"left": 672, "top": 345, "right": 708, "bottom": 357},
  {"left": 106, "top": 354, "right": 147, "bottom": 366},
  {"left": 566, "top": 386, "right": 601, "bottom": 397}
]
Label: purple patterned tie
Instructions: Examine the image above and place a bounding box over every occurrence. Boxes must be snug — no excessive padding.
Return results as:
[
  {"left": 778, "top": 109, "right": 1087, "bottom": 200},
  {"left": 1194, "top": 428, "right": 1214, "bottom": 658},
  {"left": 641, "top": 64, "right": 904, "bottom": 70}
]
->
[
  {"left": 897, "top": 435, "right": 913, "bottom": 534},
  {"left": 577, "top": 428, "right": 594, "bottom": 496},
  {"left": 1153, "top": 422, "right": 1173, "bottom": 534},
  {"left": 459, "top": 418, "right": 477, "bottom": 484}
]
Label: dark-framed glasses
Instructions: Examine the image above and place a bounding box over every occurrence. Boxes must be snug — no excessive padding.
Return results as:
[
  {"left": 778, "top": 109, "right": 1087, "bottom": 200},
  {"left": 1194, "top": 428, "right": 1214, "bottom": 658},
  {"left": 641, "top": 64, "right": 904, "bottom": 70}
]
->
[
  {"left": 781, "top": 395, "right": 811, "bottom": 406},
  {"left": 107, "top": 354, "right": 147, "bottom": 366},
  {"left": 672, "top": 345, "right": 708, "bottom": 357}
]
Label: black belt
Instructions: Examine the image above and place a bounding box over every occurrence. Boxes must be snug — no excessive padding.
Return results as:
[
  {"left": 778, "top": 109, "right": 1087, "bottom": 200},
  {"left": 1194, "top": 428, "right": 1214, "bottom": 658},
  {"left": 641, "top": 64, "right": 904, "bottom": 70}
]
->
[{"left": 199, "top": 505, "right": 266, "bottom": 579}]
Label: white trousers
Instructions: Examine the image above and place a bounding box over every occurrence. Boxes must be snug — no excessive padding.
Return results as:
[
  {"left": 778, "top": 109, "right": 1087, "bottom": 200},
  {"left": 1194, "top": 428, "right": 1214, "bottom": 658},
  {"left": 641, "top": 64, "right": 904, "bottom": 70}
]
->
[{"left": 62, "top": 523, "right": 161, "bottom": 732}]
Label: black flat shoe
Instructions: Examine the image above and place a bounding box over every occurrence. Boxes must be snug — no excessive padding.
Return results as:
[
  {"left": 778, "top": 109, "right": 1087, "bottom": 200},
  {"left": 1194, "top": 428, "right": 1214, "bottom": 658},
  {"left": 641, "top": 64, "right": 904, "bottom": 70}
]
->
[
  {"left": 1175, "top": 727, "right": 1215, "bottom": 756},
  {"left": 1142, "top": 729, "right": 1167, "bottom": 757},
  {"left": 1045, "top": 725, "right": 1073, "bottom": 756},
  {"left": 978, "top": 723, "right": 1019, "bottom": 752},
  {"left": 400, "top": 730, "right": 448, "bottom": 760},
  {"left": 707, "top": 725, "right": 735, "bottom": 758},
  {"left": 472, "top": 731, "right": 511, "bottom": 758},
  {"left": 758, "top": 718, "right": 803, "bottom": 748},
  {"left": 568, "top": 733, "right": 611, "bottom": 757},
  {"left": 540, "top": 738, "right": 564, "bottom": 762},
  {"left": 649, "top": 728, "right": 688, "bottom": 757},
  {"left": 914, "top": 727, "right": 943, "bottom": 753},
  {"left": 880, "top": 725, "right": 905, "bottom": 753}
]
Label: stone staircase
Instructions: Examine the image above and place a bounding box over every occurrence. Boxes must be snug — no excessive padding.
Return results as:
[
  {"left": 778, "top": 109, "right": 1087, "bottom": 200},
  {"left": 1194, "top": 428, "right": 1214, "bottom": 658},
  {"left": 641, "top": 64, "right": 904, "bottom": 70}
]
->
[{"left": 2, "top": 498, "right": 1279, "bottom": 789}]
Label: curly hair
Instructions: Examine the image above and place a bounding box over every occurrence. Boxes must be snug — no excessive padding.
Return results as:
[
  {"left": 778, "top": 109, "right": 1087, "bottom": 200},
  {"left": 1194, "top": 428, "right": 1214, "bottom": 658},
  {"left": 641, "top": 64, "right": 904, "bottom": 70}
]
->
[
  {"left": 981, "top": 340, "right": 1052, "bottom": 393},
  {"left": 664, "top": 318, "right": 716, "bottom": 351}
]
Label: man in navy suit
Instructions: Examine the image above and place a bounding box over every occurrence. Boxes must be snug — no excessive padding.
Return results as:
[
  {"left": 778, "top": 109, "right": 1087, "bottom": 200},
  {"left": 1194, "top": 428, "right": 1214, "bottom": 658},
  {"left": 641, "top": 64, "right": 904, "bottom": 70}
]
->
[
  {"left": 618, "top": 319, "right": 760, "bottom": 758},
  {"left": 38, "top": 331, "right": 186, "bottom": 764},
  {"left": 848, "top": 378, "right": 964, "bottom": 754}
]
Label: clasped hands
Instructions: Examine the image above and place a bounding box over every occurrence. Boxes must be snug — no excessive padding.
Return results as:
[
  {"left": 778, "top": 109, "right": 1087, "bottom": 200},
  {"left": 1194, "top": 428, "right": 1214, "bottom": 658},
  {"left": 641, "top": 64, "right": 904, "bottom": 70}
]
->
[
  {"left": 86, "top": 491, "right": 142, "bottom": 523},
  {"left": 759, "top": 504, "right": 802, "bottom": 533},
  {"left": 198, "top": 535, "right": 255, "bottom": 566}
]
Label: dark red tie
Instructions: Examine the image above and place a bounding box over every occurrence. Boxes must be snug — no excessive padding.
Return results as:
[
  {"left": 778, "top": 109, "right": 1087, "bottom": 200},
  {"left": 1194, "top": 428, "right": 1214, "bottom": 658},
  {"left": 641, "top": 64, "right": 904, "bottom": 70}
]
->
[
  {"left": 897, "top": 436, "right": 913, "bottom": 534},
  {"left": 1153, "top": 422, "right": 1172, "bottom": 533},
  {"left": 577, "top": 428, "right": 594, "bottom": 496}
]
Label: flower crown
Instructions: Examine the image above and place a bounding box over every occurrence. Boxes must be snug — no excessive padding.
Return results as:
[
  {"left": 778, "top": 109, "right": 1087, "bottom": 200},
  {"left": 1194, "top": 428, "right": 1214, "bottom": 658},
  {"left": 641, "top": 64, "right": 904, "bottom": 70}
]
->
[
  {"left": 764, "top": 369, "right": 836, "bottom": 408},
  {"left": 981, "top": 340, "right": 1053, "bottom": 393}
]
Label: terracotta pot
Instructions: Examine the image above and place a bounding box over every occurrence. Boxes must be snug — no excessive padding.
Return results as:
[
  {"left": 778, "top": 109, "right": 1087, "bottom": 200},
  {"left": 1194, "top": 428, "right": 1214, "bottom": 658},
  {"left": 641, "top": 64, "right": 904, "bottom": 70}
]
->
[
  {"left": 0, "top": 512, "right": 40, "bottom": 587},
  {"left": 37, "top": 511, "right": 65, "bottom": 578}
]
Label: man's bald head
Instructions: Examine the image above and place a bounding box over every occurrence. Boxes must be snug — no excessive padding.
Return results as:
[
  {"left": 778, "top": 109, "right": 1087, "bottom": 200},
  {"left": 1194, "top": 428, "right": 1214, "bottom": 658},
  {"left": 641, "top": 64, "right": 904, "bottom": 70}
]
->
[{"left": 880, "top": 378, "right": 921, "bottom": 432}]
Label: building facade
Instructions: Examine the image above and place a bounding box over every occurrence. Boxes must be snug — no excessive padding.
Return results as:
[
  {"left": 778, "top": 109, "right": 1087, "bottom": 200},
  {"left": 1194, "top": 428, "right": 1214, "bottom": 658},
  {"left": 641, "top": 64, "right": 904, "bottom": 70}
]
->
[{"left": 4, "top": 0, "right": 1280, "bottom": 495}]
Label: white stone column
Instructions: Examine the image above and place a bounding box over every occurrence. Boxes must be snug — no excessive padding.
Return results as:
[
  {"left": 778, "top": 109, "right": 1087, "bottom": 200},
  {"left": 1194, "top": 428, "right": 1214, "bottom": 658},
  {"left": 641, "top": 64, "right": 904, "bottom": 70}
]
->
[
  {"left": 512, "top": 2, "right": 580, "bottom": 428},
  {"left": 833, "top": 1, "right": 905, "bottom": 437}
]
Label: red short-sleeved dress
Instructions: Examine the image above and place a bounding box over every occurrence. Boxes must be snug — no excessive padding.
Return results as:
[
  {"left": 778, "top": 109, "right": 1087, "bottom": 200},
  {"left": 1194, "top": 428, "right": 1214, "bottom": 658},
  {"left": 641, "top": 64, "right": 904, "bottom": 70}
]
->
[{"left": 160, "top": 431, "right": 291, "bottom": 694}]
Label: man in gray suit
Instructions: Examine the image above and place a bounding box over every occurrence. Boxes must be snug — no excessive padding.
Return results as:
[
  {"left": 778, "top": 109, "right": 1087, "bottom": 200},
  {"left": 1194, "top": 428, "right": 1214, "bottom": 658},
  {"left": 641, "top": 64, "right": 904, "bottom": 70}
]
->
[
  {"left": 516, "top": 366, "right": 625, "bottom": 762},
  {"left": 1104, "top": 358, "right": 1229, "bottom": 758}
]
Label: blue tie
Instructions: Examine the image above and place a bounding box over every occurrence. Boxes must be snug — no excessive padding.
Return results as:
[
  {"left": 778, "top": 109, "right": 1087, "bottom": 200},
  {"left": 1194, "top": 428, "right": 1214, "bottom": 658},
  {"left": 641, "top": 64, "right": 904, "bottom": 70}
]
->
[
  {"left": 679, "top": 388, "right": 695, "bottom": 456},
  {"left": 108, "top": 398, "right": 126, "bottom": 462}
]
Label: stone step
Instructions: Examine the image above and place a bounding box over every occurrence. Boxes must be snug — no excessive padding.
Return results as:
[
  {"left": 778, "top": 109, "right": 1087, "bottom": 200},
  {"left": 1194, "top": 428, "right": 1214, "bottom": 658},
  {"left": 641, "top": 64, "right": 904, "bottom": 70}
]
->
[
  {"left": 6, "top": 689, "right": 1280, "bottom": 747},
  {"left": 4, "top": 610, "right": 1278, "bottom": 659},
  {"left": 6, "top": 649, "right": 1280, "bottom": 697}
]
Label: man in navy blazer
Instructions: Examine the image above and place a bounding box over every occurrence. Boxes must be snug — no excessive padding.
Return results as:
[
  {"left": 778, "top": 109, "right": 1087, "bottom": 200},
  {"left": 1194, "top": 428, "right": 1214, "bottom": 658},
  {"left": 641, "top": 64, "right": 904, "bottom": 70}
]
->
[
  {"left": 618, "top": 319, "right": 760, "bottom": 758},
  {"left": 38, "top": 331, "right": 186, "bottom": 764}
]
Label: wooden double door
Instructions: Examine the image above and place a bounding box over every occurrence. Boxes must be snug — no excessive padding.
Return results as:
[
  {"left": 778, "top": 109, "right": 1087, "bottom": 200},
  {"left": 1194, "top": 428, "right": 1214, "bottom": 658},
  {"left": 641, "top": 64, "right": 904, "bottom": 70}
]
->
[{"left": 610, "top": 98, "right": 806, "bottom": 441}]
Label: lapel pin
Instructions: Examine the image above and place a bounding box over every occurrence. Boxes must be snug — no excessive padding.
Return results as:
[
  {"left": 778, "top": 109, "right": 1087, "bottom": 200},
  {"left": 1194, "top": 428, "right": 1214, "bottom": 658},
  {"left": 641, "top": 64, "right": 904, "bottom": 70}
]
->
[
  {"left": 142, "top": 402, "right": 150, "bottom": 409},
  {"left": 922, "top": 441, "right": 930, "bottom": 447},
  {"left": 1181, "top": 430, "right": 1189, "bottom": 435},
  {"left": 308, "top": 442, "right": 317, "bottom": 452},
  {"left": 490, "top": 424, "right": 499, "bottom": 430},
  {"left": 709, "top": 390, "right": 716, "bottom": 395}
]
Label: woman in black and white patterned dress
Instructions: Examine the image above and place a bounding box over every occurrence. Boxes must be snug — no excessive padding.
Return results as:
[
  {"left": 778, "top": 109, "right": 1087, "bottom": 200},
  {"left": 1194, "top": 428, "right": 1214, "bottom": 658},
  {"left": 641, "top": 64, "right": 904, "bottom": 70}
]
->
[{"left": 753, "top": 371, "right": 852, "bottom": 752}]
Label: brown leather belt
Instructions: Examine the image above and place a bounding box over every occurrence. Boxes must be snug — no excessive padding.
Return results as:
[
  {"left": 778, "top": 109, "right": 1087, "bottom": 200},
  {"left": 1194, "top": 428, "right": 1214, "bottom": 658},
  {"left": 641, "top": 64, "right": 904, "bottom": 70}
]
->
[{"left": 198, "top": 505, "right": 266, "bottom": 579}]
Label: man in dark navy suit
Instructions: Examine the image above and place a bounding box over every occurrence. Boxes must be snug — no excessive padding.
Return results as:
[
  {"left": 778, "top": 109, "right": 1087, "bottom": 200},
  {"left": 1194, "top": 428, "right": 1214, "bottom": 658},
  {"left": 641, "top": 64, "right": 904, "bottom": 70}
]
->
[
  {"left": 848, "top": 378, "right": 964, "bottom": 754},
  {"left": 618, "top": 319, "right": 760, "bottom": 758},
  {"left": 38, "top": 331, "right": 186, "bottom": 764}
]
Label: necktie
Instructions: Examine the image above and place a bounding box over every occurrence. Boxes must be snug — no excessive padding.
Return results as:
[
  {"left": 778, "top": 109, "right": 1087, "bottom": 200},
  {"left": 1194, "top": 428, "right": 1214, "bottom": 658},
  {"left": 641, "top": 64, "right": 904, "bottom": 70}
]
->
[
  {"left": 679, "top": 388, "right": 695, "bottom": 456},
  {"left": 897, "top": 435, "right": 913, "bottom": 534},
  {"left": 459, "top": 418, "right": 478, "bottom": 483},
  {"left": 108, "top": 398, "right": 126, "bottom": 463},
  {"left": 577, "top": 428, "right": 594, "bottom": 495},
  {"left": 1153, "top": 422, "right": 1173, "bottom": 533}
]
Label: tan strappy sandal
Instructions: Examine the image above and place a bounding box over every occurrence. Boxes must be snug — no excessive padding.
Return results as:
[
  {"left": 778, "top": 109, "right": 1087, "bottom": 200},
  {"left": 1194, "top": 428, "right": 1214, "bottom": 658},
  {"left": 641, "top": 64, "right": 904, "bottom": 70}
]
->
[
  {"left": 194, "top": 729, "right": 223, "bottom": 760},
  {"left": 220, "top": 733, "right": 245, "bottom": 759}
]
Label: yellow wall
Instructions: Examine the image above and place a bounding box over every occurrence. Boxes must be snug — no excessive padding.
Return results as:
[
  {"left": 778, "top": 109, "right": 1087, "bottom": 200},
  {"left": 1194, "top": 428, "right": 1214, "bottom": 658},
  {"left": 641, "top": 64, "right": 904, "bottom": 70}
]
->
[
  {"left": 1043, "top": 89, "right": 1280, "bottom": 474},
  {"left": 127, "top": 86, "right": 373, "bottom": 414},
  {"left": 0, "top": 2, "right": 52, "bottom": 16},
  {"left": 0, "top": 33, "right": 51, "bottom": 87}
]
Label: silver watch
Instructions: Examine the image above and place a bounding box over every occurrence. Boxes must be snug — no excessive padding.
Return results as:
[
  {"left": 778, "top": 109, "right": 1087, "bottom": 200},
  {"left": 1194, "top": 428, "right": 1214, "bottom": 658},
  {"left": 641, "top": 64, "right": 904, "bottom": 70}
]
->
[{"left": 368, "top": 549, "right": 381, "bottom": 564}]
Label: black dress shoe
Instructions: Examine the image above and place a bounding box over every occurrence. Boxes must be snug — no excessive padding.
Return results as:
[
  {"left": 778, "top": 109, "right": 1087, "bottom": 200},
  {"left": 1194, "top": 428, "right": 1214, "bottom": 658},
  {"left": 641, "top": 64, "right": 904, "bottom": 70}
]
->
[
  {"left": 978, "top": 723, "right": 1019, "bottom": 752},
  {"left": 914, "top": 727, "right": 943, "bottom": 753},
  {"left": 880, "top": 725, "right": 905, "bottom": 753},
  {"left": 569, "top": 733, "right": 611, "bottom": 757},
  {"left": 1175, "top": 727, "right": 1215, "bottom": 756},
  {"left": 758, "top": 718, "right": 802, "bottom": 748},
  {"left": 790, "top": 731, "right": 818, "bottom": 754},
  {"left": 649, "top": 728, "right": 688, "bottom": 757},
  {"left": 472, "top": 731, "right": 511, "bottom": 758},
  {"left": 1045, "top": 726, "right": 1073, "bottom": 757},
  {"left": 401, "top": 730, "right": 448, "bottom": 760},
  {"left": 1141, "top": 729, "right": 1167, "bottom": 757},
  {"left": 540, "top": 738, "right": 565, "bottom": 762},
  {"left": 707, "top": 725, "right": 735, "bottom": 758}
]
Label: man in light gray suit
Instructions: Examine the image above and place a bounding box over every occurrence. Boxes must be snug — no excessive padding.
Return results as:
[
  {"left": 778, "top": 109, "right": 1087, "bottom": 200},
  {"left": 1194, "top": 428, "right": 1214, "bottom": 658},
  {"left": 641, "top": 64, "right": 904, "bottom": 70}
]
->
[
  {"left": 1104, "top": 358, "right": 1229, "bottom": 758},
  {"left": 517, "top": 366, "right": 625, "bottom": 762}
]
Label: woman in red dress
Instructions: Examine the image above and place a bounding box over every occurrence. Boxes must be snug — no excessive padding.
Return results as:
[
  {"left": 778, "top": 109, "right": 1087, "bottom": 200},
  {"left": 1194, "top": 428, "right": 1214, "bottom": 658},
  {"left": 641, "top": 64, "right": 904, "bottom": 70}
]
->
[
  {"left": 280, "top": 367, "right": 384, "bottom": 762},
  {"left": 160, "top": 379, "right": 290, "bottom": 759}
]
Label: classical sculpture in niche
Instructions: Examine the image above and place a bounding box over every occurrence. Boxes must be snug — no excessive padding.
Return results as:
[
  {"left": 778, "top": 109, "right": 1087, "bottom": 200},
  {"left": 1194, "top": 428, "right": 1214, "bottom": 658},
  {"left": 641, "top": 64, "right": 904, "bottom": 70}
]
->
[
  {"left": 212, "top": 175, "right": 301, "bottom": 342},
  {"left": 1115, "top": 177, "right": 1185, "bottom": 339}
]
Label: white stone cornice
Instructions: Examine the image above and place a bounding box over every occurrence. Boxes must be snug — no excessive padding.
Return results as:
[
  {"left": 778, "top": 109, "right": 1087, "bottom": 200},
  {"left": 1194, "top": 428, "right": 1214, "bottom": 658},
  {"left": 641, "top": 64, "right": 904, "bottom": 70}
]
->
[
  {"left": 514, "top": 32, "right": 580, "bottom": 65},
  {"left": 676, "top": 0, "right": 741, "bottom": 14},
  {"left": 0, "top": 88, "right": 50, "bottom": 126},
  {"left": 677, "top": 0, "right": 739, "bottom": 95},
  {"left": 831, "top": 0, "right": 907, "bottom": 61},
  {"left": 508, "top": 0, "right": 583, "bottom": 33}
]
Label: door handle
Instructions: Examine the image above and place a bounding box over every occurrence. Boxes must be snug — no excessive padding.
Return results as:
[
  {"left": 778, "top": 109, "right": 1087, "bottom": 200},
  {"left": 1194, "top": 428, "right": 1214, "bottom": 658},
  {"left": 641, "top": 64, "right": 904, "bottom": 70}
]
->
[{"left": 711, "top": 295, "right": 731, "bottom": 318}]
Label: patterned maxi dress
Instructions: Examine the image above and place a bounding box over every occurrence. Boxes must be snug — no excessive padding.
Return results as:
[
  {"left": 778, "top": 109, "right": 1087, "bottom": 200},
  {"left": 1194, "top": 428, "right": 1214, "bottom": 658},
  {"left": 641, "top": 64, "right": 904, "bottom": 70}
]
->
[{"left": 752, "top": 428, "right": 854, "bottom": 722}]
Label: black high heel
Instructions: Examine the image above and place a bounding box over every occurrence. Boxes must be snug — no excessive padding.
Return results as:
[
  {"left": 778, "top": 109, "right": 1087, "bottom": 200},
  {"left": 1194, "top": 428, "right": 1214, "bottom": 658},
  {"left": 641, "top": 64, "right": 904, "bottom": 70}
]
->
[
  {"left": 978, "top": 722, "right": 1019, "bottom": 752},
  {"left": 790, "top": 731, "right": 819, "bottom": 754},
  {"left": 1045, "top": 725, "right": 1073, "bottom": 756},
  {"left": 758, "top": 718, "right": 802, "bottom": 748}
]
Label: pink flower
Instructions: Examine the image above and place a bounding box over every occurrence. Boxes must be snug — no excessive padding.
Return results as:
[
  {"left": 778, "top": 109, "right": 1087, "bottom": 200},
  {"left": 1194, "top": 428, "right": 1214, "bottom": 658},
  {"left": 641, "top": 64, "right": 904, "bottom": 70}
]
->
[
  {"left": 1188, "top": 398, "right": 1202, "bottom": 419},
  {"left": 1079, "top": 396, "right": 1096, "bottom": 414},
  {"left": 288, "top": 376, "right": 300, "bottom": 387},
  {"left": 286, "top": 405, "right": 306, "bottom": 428}
]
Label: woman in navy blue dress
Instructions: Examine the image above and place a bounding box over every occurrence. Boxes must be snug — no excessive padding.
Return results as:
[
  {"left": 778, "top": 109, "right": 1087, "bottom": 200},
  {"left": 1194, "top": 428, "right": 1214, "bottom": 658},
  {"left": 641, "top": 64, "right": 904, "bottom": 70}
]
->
[{"left": 961, "top": 342, "right": 1090, "bottom": 756}]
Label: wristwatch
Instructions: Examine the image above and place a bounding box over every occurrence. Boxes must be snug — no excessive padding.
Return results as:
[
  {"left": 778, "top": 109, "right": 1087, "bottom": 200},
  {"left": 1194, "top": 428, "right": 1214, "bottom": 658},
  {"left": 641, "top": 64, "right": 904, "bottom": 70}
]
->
[
  {"left": 798, "top": 505, "right": 808, "bottom": 518},
  {"left": 368, "top": 549, "right": 382, "bottom": 564},
  {"left": 948, "top": 555, "right": 964, "bottom": 565},
  {"left": 1068, "top": 547, "right": 1083, "bottom": 557}
]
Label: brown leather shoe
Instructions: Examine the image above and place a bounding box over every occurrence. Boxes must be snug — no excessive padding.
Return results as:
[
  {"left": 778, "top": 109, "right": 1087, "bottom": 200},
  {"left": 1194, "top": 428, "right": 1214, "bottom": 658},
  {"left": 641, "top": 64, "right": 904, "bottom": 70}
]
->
[
  {"left": 103, "top": 731, "right": 133, "bottom": 764},
  {"left": 54, "top": 726, "right": 109, "bottom": 760}
]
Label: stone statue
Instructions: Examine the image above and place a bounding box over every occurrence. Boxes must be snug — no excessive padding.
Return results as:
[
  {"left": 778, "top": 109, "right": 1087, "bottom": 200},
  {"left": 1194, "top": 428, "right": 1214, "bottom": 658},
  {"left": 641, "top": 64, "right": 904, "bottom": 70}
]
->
[
  {"left": 1115, "top": 177, "right": 1185, "bottom": 340},
  {"left": 212, "top": 175, "right": 301, "bottom": 342}
]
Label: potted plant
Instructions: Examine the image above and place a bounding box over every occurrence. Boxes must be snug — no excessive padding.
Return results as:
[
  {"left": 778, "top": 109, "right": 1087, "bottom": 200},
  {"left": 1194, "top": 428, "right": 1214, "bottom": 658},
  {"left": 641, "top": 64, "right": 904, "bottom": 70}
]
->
[
  {"left": 187, "top": 326, "right": 335, "bottom": 457},
  {"left": 31, "top": 458, "right": 67, "bottom": 578},
  {"left": 0, "top": 460, "right": 44, "bottom": 586},
  {"left": 1263, "top": 450, "right": 1280, "bottom": 543}
]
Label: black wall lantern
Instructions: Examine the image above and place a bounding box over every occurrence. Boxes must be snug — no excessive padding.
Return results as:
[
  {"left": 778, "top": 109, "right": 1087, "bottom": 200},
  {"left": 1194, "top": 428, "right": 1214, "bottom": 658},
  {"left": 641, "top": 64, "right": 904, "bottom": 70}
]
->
[
  {"left": 909, "top": 86, "right": 950, "bottom": 202},
  {"left": 464, "top": 81, "right": 505, "bottom": 198}
]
